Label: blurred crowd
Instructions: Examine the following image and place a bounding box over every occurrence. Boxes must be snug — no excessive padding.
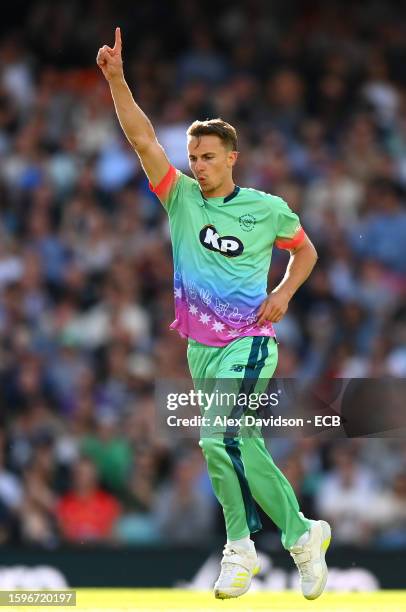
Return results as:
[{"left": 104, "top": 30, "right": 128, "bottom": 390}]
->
[
  {"left": 0, "top": 408, "right": 406, "bottom": 549},
  {"left": 0, "top": 0, "right": 405, "bottom": 549}
]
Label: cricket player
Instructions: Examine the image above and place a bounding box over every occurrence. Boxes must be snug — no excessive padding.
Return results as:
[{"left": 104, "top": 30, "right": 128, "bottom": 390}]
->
[{"left": 97, "top": 28, "right": 331, "bottom": 600}]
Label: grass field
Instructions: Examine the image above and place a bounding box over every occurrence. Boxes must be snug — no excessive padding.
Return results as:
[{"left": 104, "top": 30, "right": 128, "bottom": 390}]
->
[{"left": 7, "top": 589, "right": 406, "bottom": 612}]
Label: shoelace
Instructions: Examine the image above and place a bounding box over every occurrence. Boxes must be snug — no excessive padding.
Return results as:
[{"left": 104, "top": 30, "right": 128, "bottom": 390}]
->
[
  {"left": 219, "top": 545, "right": 245, "bottom": 579},
  {"left": 290, "top": 546, "right": 313, "bottom": 580},
  {"left": 223, "top": 544, "right": 238, "bottom": 557}
]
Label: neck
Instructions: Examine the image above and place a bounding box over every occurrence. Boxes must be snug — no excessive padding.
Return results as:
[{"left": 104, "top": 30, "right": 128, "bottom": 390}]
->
[{"left": 202, "top": 178, "right": 235, "bottom": 198}]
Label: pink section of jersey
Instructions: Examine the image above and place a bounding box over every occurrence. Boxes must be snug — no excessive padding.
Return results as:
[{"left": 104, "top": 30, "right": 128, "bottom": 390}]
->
[{"left": 170, "top": 293, "right": 275, "bottom": 347}]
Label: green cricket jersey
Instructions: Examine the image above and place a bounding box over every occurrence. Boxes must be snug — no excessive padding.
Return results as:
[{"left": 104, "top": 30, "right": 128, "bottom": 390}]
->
[{"left": 150, "top": 165, "right": 305, "bottom": 347}]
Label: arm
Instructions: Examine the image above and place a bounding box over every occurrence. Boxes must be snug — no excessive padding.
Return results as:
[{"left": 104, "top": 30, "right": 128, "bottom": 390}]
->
[
  {"left": 96, "top": 27, "right": 170, "bottom": 187},
  {"left": 257, "top": 234, "right": 318, "bottom": 325}
]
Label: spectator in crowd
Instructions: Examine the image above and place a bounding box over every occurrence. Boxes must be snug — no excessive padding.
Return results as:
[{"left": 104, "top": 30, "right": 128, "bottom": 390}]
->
[
  {"left": 56, "top": 456, "right": 121, "bottom": 544},
  {"left": 368, "top": 470, "right": 406, "bottom": 548},
  {"left": 0, "top": 431, "right": 23, "bottom": 519},
  {"left": 80, "top": 410, "right": 132, "bottom": 495},
  {"left": 20, "top": 438, "right": 59, "bottom": 547},
  {"left": 115, "top": 448, "right": 160, "bottom": 545},
  {"left": 153, "top": 451, "right": 215, "bottom": 544},
  {"left": 315, "top": 444, "right": 378, "bottom": 545}
]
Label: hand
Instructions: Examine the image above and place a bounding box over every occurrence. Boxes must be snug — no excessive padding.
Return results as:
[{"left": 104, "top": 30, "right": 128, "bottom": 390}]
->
[
  {"left": 257, "top": 289, "right": 290, "bottom": 325},
  {"left": 96, "top": 27, "right": 123, "bottom": 82}
]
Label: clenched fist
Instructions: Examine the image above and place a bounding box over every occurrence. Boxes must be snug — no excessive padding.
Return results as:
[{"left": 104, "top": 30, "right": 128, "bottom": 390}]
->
[{"left": 96, "top": 27, "right": 123, "bottom": 81}]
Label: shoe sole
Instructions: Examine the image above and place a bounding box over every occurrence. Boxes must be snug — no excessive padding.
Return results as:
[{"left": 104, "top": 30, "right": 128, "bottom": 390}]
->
[
  {"left": 214, "top": 565, "right": 260, "bottom": 599},
  {"left": 304, "top": 521, "right": 331, "bottom": 600}
]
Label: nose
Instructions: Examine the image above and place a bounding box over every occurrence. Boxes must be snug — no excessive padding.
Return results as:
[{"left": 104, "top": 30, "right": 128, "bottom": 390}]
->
[{"left": 194, "top": 160, "right": 206, "bottom": 174}]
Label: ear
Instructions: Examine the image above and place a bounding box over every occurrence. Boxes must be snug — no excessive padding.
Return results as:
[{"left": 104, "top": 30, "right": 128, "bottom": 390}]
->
[{"left": 227, "top": 150, "right": 239, "bottom": 167}]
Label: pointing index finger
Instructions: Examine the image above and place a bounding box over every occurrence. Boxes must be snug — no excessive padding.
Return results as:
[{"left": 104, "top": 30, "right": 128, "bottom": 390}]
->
[{"left": 114, "top": 26, "right": 122, "bottom": 51}]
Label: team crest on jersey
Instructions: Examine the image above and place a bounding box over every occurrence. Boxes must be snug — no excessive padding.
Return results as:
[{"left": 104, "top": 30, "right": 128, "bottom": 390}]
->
[
  {"left": 199, "top": 225, "right": 244, "bottom": 258},
  {"left": 239, "top": 214, "right": 256, "bottom": 232}
]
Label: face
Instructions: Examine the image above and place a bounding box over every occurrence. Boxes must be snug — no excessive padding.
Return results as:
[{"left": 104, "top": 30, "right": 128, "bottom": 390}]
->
[
  {"left": 187, "top": 134, "right": 238, "bottom": 194},
  {"left": 74, "top": 459, "right": 98, "bottom": 493}
]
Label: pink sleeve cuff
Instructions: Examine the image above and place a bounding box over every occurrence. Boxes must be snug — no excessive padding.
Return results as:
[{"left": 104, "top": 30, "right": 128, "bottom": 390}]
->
[
  {"left": 275, "top": 227, "right": 305, "bottom": 250},
  {"left": 149, "top": 165, "right": 177, "bottom": 200}
]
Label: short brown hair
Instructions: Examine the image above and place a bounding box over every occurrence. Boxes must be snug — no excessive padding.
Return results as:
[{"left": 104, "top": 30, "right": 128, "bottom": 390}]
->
[{"left": 187, "top": 118, "right": 238, "bottom": 151}]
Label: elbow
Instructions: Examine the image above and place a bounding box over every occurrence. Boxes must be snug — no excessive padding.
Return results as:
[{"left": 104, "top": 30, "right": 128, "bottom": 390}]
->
[
  {"left": 292, "top": 239, "right": 318, "bottom": 261},
  {"left": 291, "top": 234, "right": 318, "bottom": 268},
  {"left": 130, "top": 134, "right": 157, "bottom": 154},
  {"left": 303, "top": 236, "right": 318, "bottom": 265},
  {"left": 297, "top": 240, "right": 318, "bottom": 269}
]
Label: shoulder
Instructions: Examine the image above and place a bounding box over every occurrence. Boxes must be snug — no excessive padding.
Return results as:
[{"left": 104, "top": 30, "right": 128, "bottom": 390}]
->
[
  {"left": 166, "top": 169, "right": 199, "bottom": 197},
  {"left": 171, "top": 171, "right": 200, "bottom": 206},
  {"left": 150, "top": 167, "right": 198, "bottom": 210},
  {"left": 177, "top": 171, "right": 199, "bottom": 191}
]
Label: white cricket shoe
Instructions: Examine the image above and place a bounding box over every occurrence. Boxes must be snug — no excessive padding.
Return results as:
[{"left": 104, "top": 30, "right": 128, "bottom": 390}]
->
[
  {"left": 289, "top": 520, "right": 331, "bottom": 600},
  {"left": 214, "top": 542, "right": 260, "bottom": 599}
]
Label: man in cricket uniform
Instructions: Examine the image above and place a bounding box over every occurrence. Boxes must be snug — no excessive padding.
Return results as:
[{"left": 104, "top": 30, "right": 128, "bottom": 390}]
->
[{"left": 97, "top": 28, "right": 331, "bottom": 600}]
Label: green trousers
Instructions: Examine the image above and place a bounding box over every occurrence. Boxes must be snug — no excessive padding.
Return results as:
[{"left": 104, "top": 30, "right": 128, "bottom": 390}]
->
[{"left": 187, "top": 336, "right": 310, "bottom": 549}]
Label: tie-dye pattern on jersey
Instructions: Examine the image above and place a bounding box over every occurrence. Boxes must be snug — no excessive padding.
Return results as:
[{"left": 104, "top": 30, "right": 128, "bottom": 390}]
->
[{"left": 150, "top": 166, "right": 305, "bottom": 347}]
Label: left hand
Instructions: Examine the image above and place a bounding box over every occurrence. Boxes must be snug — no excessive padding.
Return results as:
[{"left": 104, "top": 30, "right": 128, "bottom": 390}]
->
[
  {"left": 257, "top": 289, "right": 290, "bottom": 325},
  {"left": 96, "top": 27, "right": 123, "bottom": 82}
]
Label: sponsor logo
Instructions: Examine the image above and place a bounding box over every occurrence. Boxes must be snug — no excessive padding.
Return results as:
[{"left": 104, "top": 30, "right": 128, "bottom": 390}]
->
[
  {"left": 230, "top": 364, "right": 245, "bottom": 372},
  {"left": 239, "top": 213, "right": 256, "bottom": 232},
  {"left": 199, "top": 225, "right": 244, "bottom": 258}
]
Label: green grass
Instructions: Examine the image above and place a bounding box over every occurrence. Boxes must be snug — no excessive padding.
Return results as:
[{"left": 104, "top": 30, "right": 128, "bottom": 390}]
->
[{"left": 7, "top": 589, "right": 406, "bottom": 611}]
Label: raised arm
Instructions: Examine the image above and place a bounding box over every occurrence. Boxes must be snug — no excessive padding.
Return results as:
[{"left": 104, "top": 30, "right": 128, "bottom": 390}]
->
[{"left": 96, "top": 27, "right": 170, "bottom": 187}]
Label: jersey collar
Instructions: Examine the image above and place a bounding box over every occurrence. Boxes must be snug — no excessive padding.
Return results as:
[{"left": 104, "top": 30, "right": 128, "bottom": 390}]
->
[{"left": 200, "top": 185, "right": 240, "bottom": 205}]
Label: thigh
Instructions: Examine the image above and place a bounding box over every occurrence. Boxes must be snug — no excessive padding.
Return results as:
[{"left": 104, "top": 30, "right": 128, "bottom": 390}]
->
[
  {"left": 187, "top": 340, "right": 223, "bottom": 417},
  {"left": 200, "top": 337, "right": 278, "bottom": 438},
  {"left": 187, "top": 339, "right": 217, "bottom": 380},
  {"left": 221, "top": 337, "right": 278, "bottom": 439},
  {"left": 218, "top": 336, "right": 278, "bottom": 382}
]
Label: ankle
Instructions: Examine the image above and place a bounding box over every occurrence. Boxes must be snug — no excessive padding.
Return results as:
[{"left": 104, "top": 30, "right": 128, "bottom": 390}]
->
[
  {"left": 227, "top": 536, "right": 255, "bottom": 551},
  {"left": 294, "top": 529, "right": 311, "bottom": 547}
]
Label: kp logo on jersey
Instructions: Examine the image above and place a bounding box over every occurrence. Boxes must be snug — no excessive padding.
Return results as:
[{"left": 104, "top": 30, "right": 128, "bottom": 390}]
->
[{"left": 199, "top": 225, "right": 244, "bottom": 258}]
